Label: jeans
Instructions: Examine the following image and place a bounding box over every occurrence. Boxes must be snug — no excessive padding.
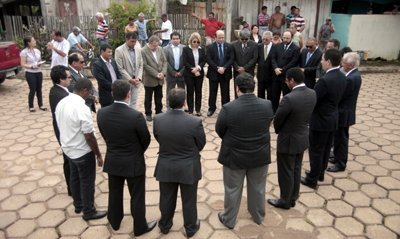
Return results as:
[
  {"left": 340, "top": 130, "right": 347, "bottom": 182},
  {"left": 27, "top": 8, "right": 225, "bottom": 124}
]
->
[
  {"left": 69, "top": 151, "right": 96, "bottom": 216},
  {"left": 25, "top": 72, "right": 43, "bottom": 108},
  {"left": 162, "top": 39, "right": 171, "bottom": 47},
  {"left": 97, "top": 38, "right": 109, "bottom": 55},
  {"left": 138, "top": 40, "right": 147, "bottom": 48}
]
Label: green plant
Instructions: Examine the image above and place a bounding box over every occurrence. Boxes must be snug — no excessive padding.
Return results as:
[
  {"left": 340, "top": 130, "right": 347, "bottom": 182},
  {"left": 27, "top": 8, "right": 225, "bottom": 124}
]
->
[
  {"left": 104, "top": 0, "right": 157, "bottom": 51},
  {"left": 21, "top": 24, "right": 52, "bottom": 61},
  {"left": 15, "top": 36, "right": 24, "bottom": 50}
]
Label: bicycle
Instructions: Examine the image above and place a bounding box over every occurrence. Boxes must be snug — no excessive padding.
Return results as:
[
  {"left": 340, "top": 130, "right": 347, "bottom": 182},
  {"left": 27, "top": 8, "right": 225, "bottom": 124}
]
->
[{"left": 85, "top": 48, "right": 98, "bottom": 76}]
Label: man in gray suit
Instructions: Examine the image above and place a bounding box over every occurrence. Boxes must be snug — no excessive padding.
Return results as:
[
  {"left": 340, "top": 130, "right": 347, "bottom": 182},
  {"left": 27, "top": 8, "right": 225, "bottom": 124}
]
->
[
  {"left": 115, "top": 31, "right": 143, "bottom": 110},
  {"left": 232, "top": 28, "right": 258, "bottom": 99},
  {"left": 267, "top": 68, "right": 316, "bottom": 209},
  {"left": 153, "top": 88, "right": 206, "bottom": 237},
  {"left": 163, "top": 31, "right": 185, "bottom": 110},
  {"left": 216, "top": 73, "right": 274, "bottom": 229},
  {"left": 141, "top": 35, "right": 168, "bottom": 121},
  {"left": 68, "top": 53, "right": 99, "bottom": 112}
]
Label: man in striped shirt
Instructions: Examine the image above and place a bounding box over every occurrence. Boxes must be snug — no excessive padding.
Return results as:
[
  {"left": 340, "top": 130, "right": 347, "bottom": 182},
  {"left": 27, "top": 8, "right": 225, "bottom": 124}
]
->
[
  {"left": 258, "top": 6, "right": 270, "bottom": 36},
  {"left": 95, "top": 12, "right": 109, "bottom": 55},
  {"left": 291, "top": 8, "right": 305, "bottom": 33}
]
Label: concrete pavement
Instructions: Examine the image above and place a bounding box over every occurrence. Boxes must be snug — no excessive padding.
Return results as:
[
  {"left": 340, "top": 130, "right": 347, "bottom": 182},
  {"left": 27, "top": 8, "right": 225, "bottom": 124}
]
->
[{"left": 0, "top": 72, "right": 399, "bottom": 238}]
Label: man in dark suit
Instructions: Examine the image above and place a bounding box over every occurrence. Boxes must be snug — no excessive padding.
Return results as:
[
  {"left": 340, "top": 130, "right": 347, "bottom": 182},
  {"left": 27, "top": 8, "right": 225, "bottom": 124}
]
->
[
  {"left": 49, "top": 65, "right": 72, "bottom": 196},
  {"left": 301, "top": 49, "right": 347, "bottom": 189},
  {"left": 153, "top": 88, "right": 206, "bottom": 237},
  {"left": 68, "top": 53, "right": 99, "bottom": 112},
  {"left": 328, "top": 52, "right": 362, "bottom": 172},
  {"left": 92, "top": 44, "right": 122, "bottom": 108},
  {"left": 257, "top": 31, "right": 276, "bottom": 99},
  {"left": 206, "top": 30, "right": 235, "bottom": 117},
  {"left": 267, "top": 68, "right": 316, "bottom": 209},
  {"left": 271, "top": 30, "right": 301, "bottom": 112},
  {"left": 163, "top": 31, "right": 185, "bottom": 110},
  {"left": 216, "top": 73, "right": 274, "bottom": 229},
  {"left": 97, "top": 80, "right": 156, "bottom": 236},
  {"left": 232, "top": 28, "right": 258, "bottom": 99},
  {"left": 299, "top": 37, "right": 323, "bottom": 89}
]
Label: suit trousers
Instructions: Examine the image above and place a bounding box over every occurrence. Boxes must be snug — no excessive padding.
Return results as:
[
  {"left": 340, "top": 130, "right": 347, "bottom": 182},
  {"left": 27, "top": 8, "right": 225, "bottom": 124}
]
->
[
  {"left": 185, "top": 75, "right": 203, "bottom": 113},
  {"left": 333, "top": 126, "right": 350, "bottom": 169},
  {"left": 271, "top": 76, "right": 290, "bottom": 113},
  {"left": 277, "top": 152, "right": 303, "bottom": 208},
  {"left": 257, "top": 76, "right": 271, "bottom": 100},
  {"left": 307, "top": 130, "right": 335, "bottom": 185},
  {"left": 144, "top": 85, "right": 163, "bottom": 115},
  {"left": 208, "top": 74, "right": 230, "bottom": 112},
  {"left": 166, "top": 80, "right": 185, "bottom": 109},
  {"left": 159, "top": 181, "right": 198, "bottom": 235},
  {"left": 54, "top": 124, "right": 71, "bottom": 196},
  {"left": 129, "top": 84, "right": 140, "bottom": 110},
  {"left": 68, "top": 151, "right": 96, "bottom": 216},
  {"left": 107, "top": 174, "right": 148, "bottom": 235},
  {"left": 221, "top": 164, "right": 269, "bottom": 228}
]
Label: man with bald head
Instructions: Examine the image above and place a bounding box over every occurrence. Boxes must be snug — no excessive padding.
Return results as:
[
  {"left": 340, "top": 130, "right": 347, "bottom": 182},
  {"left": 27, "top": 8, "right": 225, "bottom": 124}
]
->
[
  {"left": 206, "top": 30, "right": 235, "bottom": 117},
  {"left": 299, "top": 37, "right": 323, "bottom": 89}
]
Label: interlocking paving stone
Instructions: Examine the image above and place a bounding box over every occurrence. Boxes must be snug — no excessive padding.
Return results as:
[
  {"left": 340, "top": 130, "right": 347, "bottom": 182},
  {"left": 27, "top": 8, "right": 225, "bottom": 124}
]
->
[
  {"left": 0, "top": 212, "right": 17, "bottom": 229},
  {"left": 354, "top": 208, "right": 383, "bottom": 224},
  {"left": 298, "top": 193, "right": 325, "bottom": 208},
  {"left": 384, "top": 215, "right": 400, "bottom": 235},
  {"left": 326, "top": 201, "right": 353, "bottom": 217},
  {"left": 365, "top": 225, "right": 397, "bottom": 239},
  {"left": 316, "top": 185, "right": 342, "bottom": 200},
  {"left": 376, "top": 176, "right": 400, "bottom": 190},
  {"left": 6, "top": 219, "right": 36, "bottom": 238},
  {"left": 334, "top": 178, "right": 359, "bottom": 191},
  {"left": 343, "top": 191, "right": 371, "bottom": 207},
  {"left": 334, "top": 217, "right": 363, "bottom": 236},
  {"left": 364, "top": 165, "right": 389, "bottom": 176},
  {"left": 350, "top": 171, "right": 375, "bottom": 184},
  {"left": 58, "top": 218, "right": 88, "bottom": 236},
  {"left": 372, "top": 198, "right": 400, "bottom": 216},
  {"left": 19, "top": 203, "right": 47, "bottom": 219},
  {"left": 306, "top": 209, "right": 334, "bottom": 227},
  {"left": 361, "top": 184, "right": 388, "bottom": 198},
  {"left": 80, "top": 226, "right": 110, "bottom": 239},
  {"left": 316, "top": 227, "right": 345, "bottom": 239},
  {"left": 1, "top": 195, "right": 28, "bottom": 211},
  {"left": 27, "top": 228, "right": 59, "bottom": 239}
]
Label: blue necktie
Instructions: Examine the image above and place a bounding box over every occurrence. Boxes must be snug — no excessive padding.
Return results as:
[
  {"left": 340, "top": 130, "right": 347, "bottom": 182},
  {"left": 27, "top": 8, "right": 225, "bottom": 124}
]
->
[
  {"left": 219, "top": 44, "right": 224, "bottom": 66},
  {"left": 174, "top": 46, "right": 179, "bottom": 70},
  {"left": 306, "top": 52, "right": 311, "bottom": 65}
]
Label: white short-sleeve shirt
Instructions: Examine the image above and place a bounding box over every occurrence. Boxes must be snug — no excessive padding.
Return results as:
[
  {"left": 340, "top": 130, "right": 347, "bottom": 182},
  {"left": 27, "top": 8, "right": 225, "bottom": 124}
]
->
[
  {"left": 161, "top": 20, "right": 173, "bottom": 40},
  {"left": 50, "top": 39, "right": 70, "bottom": 68}
]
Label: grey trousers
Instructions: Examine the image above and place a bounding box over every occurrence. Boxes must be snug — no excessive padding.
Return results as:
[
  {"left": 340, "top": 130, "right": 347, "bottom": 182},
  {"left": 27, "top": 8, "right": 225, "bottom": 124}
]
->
[
  {"left": 220, "top": 164, "right": 269, "bottom": 228},
  {"left": 129, "top": 83, "right": 140, "bottom": 110}
]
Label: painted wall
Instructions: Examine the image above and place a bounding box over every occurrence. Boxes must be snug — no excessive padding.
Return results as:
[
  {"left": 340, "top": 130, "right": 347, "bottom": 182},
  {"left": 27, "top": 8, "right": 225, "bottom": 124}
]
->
[{"left": 330, "top": 14, "right": 351, "bottom": 49}]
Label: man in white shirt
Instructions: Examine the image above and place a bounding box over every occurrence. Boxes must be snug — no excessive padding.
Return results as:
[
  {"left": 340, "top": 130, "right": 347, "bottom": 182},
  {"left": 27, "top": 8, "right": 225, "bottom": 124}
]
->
[
  {"left": 47, "top": 29, "right": 70, "bottom": 68},
  {"left": 154, "top": 14, "right": 173, "bottom": 47},
  {"left": 55, "top": 78, "right": 107, "bottom": 221}
]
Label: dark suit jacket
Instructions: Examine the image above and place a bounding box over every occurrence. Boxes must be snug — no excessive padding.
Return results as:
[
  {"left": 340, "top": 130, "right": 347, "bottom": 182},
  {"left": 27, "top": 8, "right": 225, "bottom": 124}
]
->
[
  {"left": 68, "top": 66, "right": 99, "bottom": 112},
  {"left": 257, "top": 43, "right": 276, "bottom": 84},
  {"left": 299, "top": 47, "right": 323, "bottom": 88},
  {"left": 92, "top": 57, "right": 122, "bottom": 107},
  {"left": 274, "top": 86, "right": 317, "bottom": 154},
  {"left": 49, "top": 85, "right": 69, "bottom": 140},
  {"left": 206, "top": 42, "right": 234, "bottom": 81},
  {"left": 216, "top": 94, "right": 274, "bottom": 169},
  {"left": 182, "top": 46, "right": 206, "bottom": 78},
  {"left": 163, "top": 44, "right": 185, "bottom": 82},
  {"left": 271, "top": 42, "right": 301, "bottom": 81},
  {"left": 97, "top": 102, "right": 151, "bottom": 178},
  {"left": 310, "top": 68, "right": 347, "bottom": 132},
  {"left": 338, "top": 68, "right": 362, "bottom": 127},
  {"left": 232, "top": 40, "right": 258, "bottom": 76},
  {"left": 250, "top": 34, "right": 262, "bottom": 44},
  {"left": 153, "top": 110, "right": 206, "bottom": 185}
]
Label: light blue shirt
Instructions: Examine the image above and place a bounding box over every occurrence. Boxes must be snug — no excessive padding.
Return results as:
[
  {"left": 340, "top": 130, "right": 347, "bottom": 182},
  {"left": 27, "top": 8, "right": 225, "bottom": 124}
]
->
[
  {"left": 135, "top": 19, "right": 148, "bottom": 40},
  {"left": 126, "top": 44, "right": 136, "bottom": 77},
  {"left": 67, "top": 32, "right": 87, "bottom": 49}
]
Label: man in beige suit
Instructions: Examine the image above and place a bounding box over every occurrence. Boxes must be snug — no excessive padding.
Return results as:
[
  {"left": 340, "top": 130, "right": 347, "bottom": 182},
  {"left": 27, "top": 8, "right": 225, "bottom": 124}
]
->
[
  {"left": 141, "top": 35, "right": 167, "bottom": 121},
  {"left": 115, "top": 31, "right": 143, "bottom": 110}
]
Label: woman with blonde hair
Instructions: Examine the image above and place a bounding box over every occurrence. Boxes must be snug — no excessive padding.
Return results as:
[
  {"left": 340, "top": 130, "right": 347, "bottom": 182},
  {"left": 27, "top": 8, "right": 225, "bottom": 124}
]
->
[{"left": 182, "top": 32, "right": 206, "bottom": 116}]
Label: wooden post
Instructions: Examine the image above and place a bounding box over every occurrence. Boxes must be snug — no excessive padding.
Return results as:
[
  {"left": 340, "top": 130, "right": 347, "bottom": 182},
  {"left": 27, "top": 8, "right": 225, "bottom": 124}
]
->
[
  {"left": 206, "top": 0, "right": 212, "bottom": 15},
  {"left": 225, "top": 0, "right": 232, "bottom": 42}
]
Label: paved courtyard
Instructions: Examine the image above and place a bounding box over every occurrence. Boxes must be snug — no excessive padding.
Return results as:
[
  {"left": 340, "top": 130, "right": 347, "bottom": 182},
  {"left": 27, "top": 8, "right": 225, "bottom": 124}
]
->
[{"left": 0, "top": 72, "right": 399, "bottom": 239}]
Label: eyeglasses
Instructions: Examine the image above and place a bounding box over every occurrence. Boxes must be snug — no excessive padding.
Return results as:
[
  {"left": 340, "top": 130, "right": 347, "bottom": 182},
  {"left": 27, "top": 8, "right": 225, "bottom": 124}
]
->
[
  {"left": 241, "top": 38, "right": 249, "bottom": 41},
  {"left": 306, "top": 45, "right": 314, "bottom": 48},
  {"left": 79, "top": 61, "right": 85, "bottom": 64},
  {"left": 262, "top": 38, "right": 269, "bottom": 41},
  {"left": 192, "top": 41, "right": 200, "bottom": 44}
]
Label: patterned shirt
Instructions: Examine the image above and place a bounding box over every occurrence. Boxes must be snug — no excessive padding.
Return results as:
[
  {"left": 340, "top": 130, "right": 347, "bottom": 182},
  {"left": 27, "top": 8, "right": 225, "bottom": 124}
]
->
[
  {"left": 319, "top": 24, "right": 335, "bottom": 42},
  {"left": 258, "top": 13, "right": 270, "bottom": 26},
  {"left": 291, "top": 15, "right": 305, "bottom": 31},
  {"left": 96, "top": 19, "right": 109, "bottom": 39}
]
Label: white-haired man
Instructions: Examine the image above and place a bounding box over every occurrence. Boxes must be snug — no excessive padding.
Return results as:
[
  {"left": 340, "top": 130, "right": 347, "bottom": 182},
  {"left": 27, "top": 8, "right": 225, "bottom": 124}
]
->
[
  {"left": 328, "top": 52, "right": 362, "bottom": 172},
  {"left": 95, "top": 12, "right": 109, "bottom": 55},
  {"left": 135, "top": 13, "right": 156, "bottom": 47}
]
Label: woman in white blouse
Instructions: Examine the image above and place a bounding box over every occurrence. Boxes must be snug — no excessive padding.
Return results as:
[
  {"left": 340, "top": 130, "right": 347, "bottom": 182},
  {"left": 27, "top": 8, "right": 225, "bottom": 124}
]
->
[
  {"left": 182, "top": 33, "right": 206, "bottom": 116},
  {"left": 20, "top": 36, "right": 47, "bottom": 112}
]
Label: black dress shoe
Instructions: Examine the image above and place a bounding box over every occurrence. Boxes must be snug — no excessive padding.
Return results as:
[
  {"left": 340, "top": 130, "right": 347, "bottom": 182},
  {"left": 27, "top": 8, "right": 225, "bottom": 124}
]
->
[
  {"left": 218, "top": 212, "right": 233, "bottom": 229},
  {"left": 305, "top": 170, "right": 324, "bottom": 182},
  {"left": 146, "top": 115, "right": 152, "bottom": 121},
  {"left": 82, "top": 210, "right": 108, "bottom": 221},
  {"left": 186, "top": 219, "right": 200, "bottom": 237},
  {"left": 328, "top": 158, "right": 337, "bottom": 164},
  {"left": 75, "top": 208, "right": 82, "bottom": 214},
  {"left": 135, "top": 220, "right": 157, "bottom": 236},
  {"left": 300, "top": 176, "right": 317, "bottom": 189},
  {"left": 327, "top": 165, "right": 345, "bottom": 172},
  {"left": 207, "top": 110, "right": 215, "bottom": 117},
  {"left": 291, "top": 201, "right": 296, "bottom": 207},
  {"left": 267, "top": 199, "right": 290, "bottom": 209},
  {"left": 329, "top": 153, "right": 335, "bottom": 158}
]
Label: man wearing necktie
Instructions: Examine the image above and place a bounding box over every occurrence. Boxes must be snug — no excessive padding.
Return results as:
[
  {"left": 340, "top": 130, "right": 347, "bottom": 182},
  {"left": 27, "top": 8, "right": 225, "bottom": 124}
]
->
[
  {"left": 205, "top": 30, "right": 235, "bottom": 117},
  {"left": 271, "top": 30, "right": 300, "bottom": 113},
  {"left": 115, "top": 31, "right": 144, "bottom": 110},
  {"left": 256, "top": 31, "right": 276, "bottom": 99},
  {"left": 299, "top": 37, "right": 323, "bottom": 89},
  {"left": 68, "top": 53, "right": 99, "bottom": 112},
  {"left": 232, "top": 28, "right": 258, "bottom": 99},
  {"left": 163, "top": 32, "right": 186, "bottom": 110}
]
